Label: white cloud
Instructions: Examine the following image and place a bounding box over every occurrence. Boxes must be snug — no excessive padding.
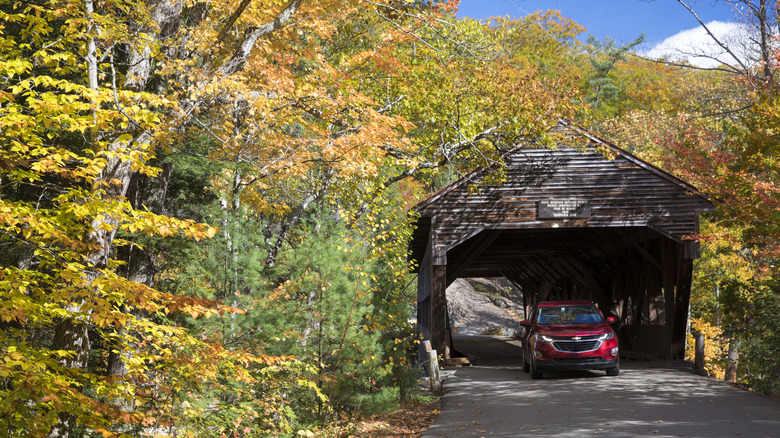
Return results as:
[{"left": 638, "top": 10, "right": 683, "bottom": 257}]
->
[{"left": 641, "top": 21, "right": 756, "bottom": 68}]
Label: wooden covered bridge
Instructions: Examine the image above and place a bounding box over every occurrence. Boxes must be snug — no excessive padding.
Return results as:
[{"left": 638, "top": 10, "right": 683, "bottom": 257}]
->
[{"left": 410, "top": 122, "right": 715, "bottom": 362}]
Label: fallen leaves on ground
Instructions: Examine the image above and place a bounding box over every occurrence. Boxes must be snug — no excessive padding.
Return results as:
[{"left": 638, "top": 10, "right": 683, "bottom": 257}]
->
[{"left": 347, "top": 399, "right": 441, "bottom": 437}]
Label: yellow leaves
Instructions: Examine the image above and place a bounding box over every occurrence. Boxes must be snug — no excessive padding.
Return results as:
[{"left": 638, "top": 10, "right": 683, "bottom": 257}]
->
[
  {"left": 0, "top": 57, "right": 33, "bottom": 78},
  {"left": 89, "top": 306, "right": 130, "bottom": 329},
  {"left": 0, "top": 0, "right": 348, "bottom": 434},
  {"left": 4, "top": 346, "right": 24, "bottom": 366},
  {"left": 686, "top": 317, "right": 727, "bottom": 380}
]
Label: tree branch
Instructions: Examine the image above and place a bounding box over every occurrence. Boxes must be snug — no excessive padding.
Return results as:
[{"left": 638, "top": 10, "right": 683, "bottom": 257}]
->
[
  {"left": 218, "top": 0, "right": 304, "bottom": 76},
  {"left": 215, "top": 0, "right": 253, "bottom": 45},
  {"left": 630, "top": 52, "right": 744, "bottom": 76},
  {"left": 675, "top": 0, "right": 752, "bottom": 74}
]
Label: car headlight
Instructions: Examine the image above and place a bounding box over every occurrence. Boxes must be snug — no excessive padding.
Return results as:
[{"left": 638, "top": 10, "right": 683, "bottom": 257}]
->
[
  {"left": 534, "top": 334, "right": 554, "bottom": 342},
  {"left": 598, "top": 332, "right": 615, "bottom": 341}
]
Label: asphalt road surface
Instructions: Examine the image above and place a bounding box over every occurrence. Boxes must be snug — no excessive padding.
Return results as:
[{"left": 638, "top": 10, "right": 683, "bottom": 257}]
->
[{"left": 422, "top": 336, "right": 780, "bottom": 438}]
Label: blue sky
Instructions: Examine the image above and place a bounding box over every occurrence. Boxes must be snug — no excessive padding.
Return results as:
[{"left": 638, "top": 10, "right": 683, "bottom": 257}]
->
[{"left": 455, "top": 0, "right": 737, "bottom": 48}]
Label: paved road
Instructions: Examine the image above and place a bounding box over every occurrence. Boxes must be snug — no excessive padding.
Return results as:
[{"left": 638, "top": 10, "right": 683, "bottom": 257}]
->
[{"left": 422, "top": 336, "right": 780, "bottom": 438}]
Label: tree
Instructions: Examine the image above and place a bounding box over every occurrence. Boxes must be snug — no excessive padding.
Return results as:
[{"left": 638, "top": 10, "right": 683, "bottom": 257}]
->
[
  {"left": 582, "top": 34, "right": 645, "bottom": 126},
  {"left": 2, "top": 0, "right": 585, "bottom": 434},
  {"left": 0, "top": 0, "right": 331, "bottom": 435},
  {"left": 172, "top": 2, "right": 588, "bottom": 424},
  {"left": 672, "top": 0, "right": 776, "bottom": 80}
]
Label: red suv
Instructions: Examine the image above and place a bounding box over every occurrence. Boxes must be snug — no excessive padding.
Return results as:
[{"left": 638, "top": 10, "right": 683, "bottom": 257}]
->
[{"left": 520, "top": 300, "right": 619, "bottom": 379}]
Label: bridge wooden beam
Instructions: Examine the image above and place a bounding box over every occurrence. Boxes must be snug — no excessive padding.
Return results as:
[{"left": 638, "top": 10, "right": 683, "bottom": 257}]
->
[
  {"left": 672, "top": 258, "right": 693, "bottom": 359},
  {"left": 431, "top": 264, "right": 449, "bottom": 360},
  {"left": 446, "top": 229, "right": 503, "bottom": 286}
]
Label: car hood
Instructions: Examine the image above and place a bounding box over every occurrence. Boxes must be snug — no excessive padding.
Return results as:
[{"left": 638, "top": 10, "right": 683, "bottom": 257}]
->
[{"left": 535, "top": 323, "right": 612, "bottom": 337}]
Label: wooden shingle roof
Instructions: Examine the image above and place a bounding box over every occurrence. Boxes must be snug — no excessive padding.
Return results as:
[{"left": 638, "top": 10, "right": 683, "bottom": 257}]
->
[{"left": 409, "top": 121, "right": 715, "bottom": 273}]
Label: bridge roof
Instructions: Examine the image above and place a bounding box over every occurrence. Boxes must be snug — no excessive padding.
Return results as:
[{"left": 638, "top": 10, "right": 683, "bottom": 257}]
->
[{"left": 409, "top": 121, "right": 715, "bottom": 275}]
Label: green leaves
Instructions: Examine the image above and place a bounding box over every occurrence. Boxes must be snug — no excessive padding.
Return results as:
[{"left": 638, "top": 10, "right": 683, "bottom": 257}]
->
[{"left": 583, "top": 34, "right": 645, "bottom": 121}]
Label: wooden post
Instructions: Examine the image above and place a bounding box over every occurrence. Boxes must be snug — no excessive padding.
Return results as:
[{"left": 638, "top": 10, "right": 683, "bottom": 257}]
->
[
  {"left": 431, "top": 265, "right": 449, "bottom": 360},
  {"left": 423, "top": 340, "right": 441, "bottom": 393},
  {"left": 693, "top": 332, "right": 706, "bottom": 375},
  {"left": 426, "top": 350, "right": 441, "bottom": 392},
  {"left": 672, "top": 259, "right": 693, "bottom": 359}
]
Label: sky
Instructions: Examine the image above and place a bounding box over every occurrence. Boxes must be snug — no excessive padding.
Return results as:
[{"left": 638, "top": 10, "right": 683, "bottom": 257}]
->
[{"left": 455, "top": 0, "right": 748, "bottom": 67}]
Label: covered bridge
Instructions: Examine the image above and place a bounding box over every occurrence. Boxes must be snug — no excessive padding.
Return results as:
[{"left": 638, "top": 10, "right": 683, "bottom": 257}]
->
[{"left": 409, "top": 122, "right": 715, "bottom": 362}]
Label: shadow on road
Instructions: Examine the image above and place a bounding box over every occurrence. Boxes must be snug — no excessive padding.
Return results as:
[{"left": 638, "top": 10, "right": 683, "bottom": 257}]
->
[{"left": 424, "top": 335, "right": 780, "bottom": 437}]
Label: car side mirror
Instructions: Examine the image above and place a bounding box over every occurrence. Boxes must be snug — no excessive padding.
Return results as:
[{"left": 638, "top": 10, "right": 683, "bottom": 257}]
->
[
  {"left": 607, "top": 316, "right": 617, "bottom": 324},
  {"left": 520, "top": 319, "right": 531, "bottom": 327}
]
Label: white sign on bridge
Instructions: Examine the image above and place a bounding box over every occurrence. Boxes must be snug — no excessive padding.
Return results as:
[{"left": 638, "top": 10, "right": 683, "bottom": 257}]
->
[{"left": 538, "top": 199, "right": 592, "bottom": 219}]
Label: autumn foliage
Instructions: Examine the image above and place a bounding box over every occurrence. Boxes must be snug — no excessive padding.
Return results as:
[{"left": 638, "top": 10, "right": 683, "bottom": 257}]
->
[
  {"left": 0, "top": 0, "right": 582, "bottom": 435},
  {"left": 2, "top": 0, "right": 779, "bottom": 436}
]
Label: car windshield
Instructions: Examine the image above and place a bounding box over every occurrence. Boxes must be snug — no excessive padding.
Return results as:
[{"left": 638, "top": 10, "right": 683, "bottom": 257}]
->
[{"left": 536, "top": 305, "right": 603, "bottom": 324}]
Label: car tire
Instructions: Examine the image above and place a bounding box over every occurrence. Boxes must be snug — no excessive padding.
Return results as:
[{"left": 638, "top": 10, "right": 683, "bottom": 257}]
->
[
  {"left": 530, "top": 360, "right": 542, "bottom": 380},
  {"left": 606, "top": 360, "right": 620, "bottom": 377}
]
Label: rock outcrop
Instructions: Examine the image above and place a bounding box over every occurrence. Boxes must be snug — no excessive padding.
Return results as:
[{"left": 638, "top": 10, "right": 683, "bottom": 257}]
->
[{"left": 446, "top": 278, "right": 525, "bottom": 337}]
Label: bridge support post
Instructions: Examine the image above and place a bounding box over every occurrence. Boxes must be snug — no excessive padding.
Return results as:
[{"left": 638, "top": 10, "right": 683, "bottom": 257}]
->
[
  {"left": 671, "top": 258, "right": 693, "bottom": 359},
  {"left": 431, "top": 264, "right": 450, "bottom": 360}
]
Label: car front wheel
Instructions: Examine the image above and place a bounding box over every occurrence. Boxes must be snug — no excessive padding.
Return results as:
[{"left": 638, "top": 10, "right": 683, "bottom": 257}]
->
[
  {"left": 530, "top": 360, "right": 542, "bottom": 379},
  {"left": 606, "top": 359, "right": 620, "bottom": 376}
]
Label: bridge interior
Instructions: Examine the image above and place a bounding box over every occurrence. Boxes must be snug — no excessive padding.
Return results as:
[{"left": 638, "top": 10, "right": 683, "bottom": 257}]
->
[
  {"left": 445, "top": 226, "right": 687, "bottom": 325},
  {"left": 421, "top": 224, "right": 694, "bottom": 360}
]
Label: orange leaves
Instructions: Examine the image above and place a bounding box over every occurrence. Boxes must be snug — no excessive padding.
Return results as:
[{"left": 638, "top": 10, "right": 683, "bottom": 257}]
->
[
  {"left": 161, "top": 294, "right": 246, "bottom": 320},
  {"left": 662, "top": 111, "right": 779, "bottom": 266}
]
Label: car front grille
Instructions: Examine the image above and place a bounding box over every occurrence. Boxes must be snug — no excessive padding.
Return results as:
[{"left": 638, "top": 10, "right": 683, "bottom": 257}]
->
[{"left": 551, "top": 339, "right": 601, "bottom": 353}]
